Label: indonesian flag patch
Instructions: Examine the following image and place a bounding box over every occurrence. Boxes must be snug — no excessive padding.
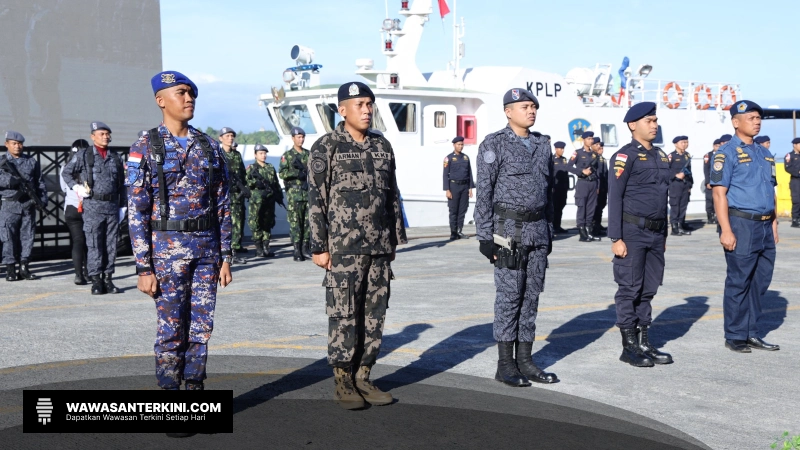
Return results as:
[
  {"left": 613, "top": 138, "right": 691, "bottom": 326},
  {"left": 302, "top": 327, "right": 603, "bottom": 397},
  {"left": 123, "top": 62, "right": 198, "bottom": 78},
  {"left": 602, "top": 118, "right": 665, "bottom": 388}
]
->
[{"left": 128, "top": 152, "right": 143, "bottom": 164}]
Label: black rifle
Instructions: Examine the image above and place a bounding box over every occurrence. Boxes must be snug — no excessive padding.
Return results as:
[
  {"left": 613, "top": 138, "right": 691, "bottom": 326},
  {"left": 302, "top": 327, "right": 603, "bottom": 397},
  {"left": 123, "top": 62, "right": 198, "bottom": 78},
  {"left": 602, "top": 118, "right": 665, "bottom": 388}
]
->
[
  {"left": 291, "top": 155, "right": 309, "bottom": 190},
  {"left": 679, "top": 154, "right": 692, "bottom": 183},
  {"left": 0, "top": 157, "right": 45, "bottom": 213},
  {"left": 248, "top": 165, "right": 285, "bottom": 208}
]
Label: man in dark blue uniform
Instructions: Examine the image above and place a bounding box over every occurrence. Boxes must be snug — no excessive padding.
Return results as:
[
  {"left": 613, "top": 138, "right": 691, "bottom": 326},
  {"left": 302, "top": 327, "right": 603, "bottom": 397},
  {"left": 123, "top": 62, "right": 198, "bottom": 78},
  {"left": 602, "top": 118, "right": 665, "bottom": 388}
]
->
[
  {"left": 755, "top": 135, "right": 771, "bottom": 150},
  {"left": 552, "top": 141, "right": 569, "bottom": 234},
  {"left": 475, "top": 88, "right": 558, "bottom": 386},
  {"left": 568, "top": 131, "right": 599, "bottom": 241},
  {"left": 607, "top": 102, "right": 673, "bottom": 367},
  {"left": 710, "top": 100, "right": 780, "bottom": 353},
  {"left": 592, "top": 141, "right": 608, "bottom": 236},
  {"left": 719, "top": 134, "right": 732, "bottom": 146},
  {"left": 668, "top": 136, "right": 693, "bottom": 236},
  {"left": 703, "top": 139, "right": 721, "bottom": 224},
  {"left": 443, "top": 136, "right": 474, "bottom": 240},
  {"left": 785, "top": 137, "right": 800, "bottom": 228}
]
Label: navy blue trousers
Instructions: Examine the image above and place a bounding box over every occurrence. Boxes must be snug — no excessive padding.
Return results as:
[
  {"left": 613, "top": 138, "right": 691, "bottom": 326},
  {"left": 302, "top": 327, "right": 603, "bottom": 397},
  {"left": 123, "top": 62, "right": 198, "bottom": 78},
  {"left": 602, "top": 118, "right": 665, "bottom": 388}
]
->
[
  {"left": 721, "top": 216, "right": 775, "bottom": 340},
  {"left": 448, "top": 182, "right": 470, "bottom": 231},
  {"left": 574, "top": 179, "right": 598, "bottom": 227},
  {"left": 669, "top": 180, "right": 690, "bottom": 224},
  {"left": 612, "top": 222, "right": 665, "bottom": 328}
]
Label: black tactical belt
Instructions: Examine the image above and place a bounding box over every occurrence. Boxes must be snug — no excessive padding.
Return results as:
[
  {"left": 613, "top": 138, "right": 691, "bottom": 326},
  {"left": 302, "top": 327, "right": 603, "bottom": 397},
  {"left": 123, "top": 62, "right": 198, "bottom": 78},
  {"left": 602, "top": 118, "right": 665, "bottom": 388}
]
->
[
  {"left": 728, "top": 208, "right": 775, "bottom": 221},
  {"left": 450, "top": 180, "right": 469, "bottom": 185},
  {"left": 622, "top": 212, "right": 667, "bottom": 231},
  {"left": 578, "top": 177, "right": 597, "bottom": 182},
  {"left": 91, "top": 193, "right": 121, "bottom": 203},
  {"left": 493, "top": 204, "right": 543, "bottom": 222},
  {"left": 5, "top": 191, "right": 29, "bottom": 202},
  {"left": 151, "top": 216, "right": 212, "bottom": 231}
]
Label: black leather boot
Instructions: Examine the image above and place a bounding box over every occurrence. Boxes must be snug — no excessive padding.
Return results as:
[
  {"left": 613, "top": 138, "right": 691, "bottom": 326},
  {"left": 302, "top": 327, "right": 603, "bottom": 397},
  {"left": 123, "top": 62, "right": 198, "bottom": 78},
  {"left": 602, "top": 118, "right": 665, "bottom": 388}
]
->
[
  {"left": 264, "top": 239, "right": 275, "bottom": 257},
  {"left": 104, "top": 273, "right": 120, "bottom": 294},
  {"left": 792, "top": 220, "right": 800, "bottom": 228},
  {"left": 232, "top": 249, "right": 247, "bottom": 265},
  {"left": 706, "top": 212, "right": 714, "bottom": 224},
  {"left": 494, "top": 342, "right": 531, "bottom": 387},
  {"left": 578, "top": 227, "right": 590, "bottom": 242},
  {"left": 302, "top": 240, "right": 312, "bottom": 258},
  {"left": 584, "top": 226, "right": 597, "bottom": 241},
  {"left": 254, "top": 240, "right": 266, "bottom": 257},
  {"left": 680, "top": 222, "right": 693, "bottom": 235},
  {"left": 619, "top": 328, "right": 654, "bottom": 367},
  {"left": 184, "top": 381, "right": 204, "bottom": 390},
  {"left": 515, "top": 341, "right": 558, "bottom": 384},
  {"left": 74, "top": 266, "right": 87, "bottom": 285},
  {"left": 18, "top": 260, "right": 38, "bottom": 280},
  {"left": 293, "top": 243, "right": 305, "bottom": 261},
  {"left": 449, "top": 229, "right": 458, "bottom": 241},
  {"left": 711, "top": 213, "right": 717, "bottom": 224},
  {"left": 457, "top": 228, "right": 468, "bottom": 239},
  {"left": 91, "top": 275, "right": 105, "bottom": 295},
  {"left": 671, "top": 223, "right": 683, "bottom": 236},
  {"left": 6, "top": 264, "right": 18, "bottom": 282},
  {"left": 637, "top": 325, "right": 673, "bottom": 364}
]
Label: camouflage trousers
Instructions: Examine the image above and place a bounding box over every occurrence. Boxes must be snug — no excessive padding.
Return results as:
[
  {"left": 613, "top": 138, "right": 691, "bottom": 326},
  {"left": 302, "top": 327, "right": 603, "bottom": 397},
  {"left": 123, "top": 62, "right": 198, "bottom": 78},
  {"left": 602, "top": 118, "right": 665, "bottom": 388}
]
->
[
  {"left": 287, "top": 200, "right": 309, "bottom": 244},
  {"left": 0, "top": 206, "right": 35, "bottom": 264},
  {"left": 230, "top": 199, "right": 245, "bottom": 250},
  {"left": 325, "top": 254, "right": 393, "bottom": 368},
  {"left": 152, "top": 256, "right": 219, "bottom": 389},
  {"left": 248, "top": 198, "right": 275, "bottom": 242},
  {"left": 494, "top": 247, "right": 547, "bottom": 342}
]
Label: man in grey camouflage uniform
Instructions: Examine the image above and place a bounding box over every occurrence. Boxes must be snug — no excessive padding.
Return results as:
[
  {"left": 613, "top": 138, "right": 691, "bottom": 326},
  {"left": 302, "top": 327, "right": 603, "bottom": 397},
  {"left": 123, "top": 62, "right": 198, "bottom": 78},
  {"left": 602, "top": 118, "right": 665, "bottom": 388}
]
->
[
  {"left": 309, "top": 81, "right": 407, "bottom": 410},
  {"left": 475, "top": 88, "right": 559, "bottom": 387}
]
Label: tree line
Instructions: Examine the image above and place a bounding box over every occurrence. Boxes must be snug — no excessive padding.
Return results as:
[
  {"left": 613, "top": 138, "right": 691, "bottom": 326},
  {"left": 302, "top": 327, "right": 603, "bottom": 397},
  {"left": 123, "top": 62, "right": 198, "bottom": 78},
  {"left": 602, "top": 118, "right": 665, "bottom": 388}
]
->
[{"left": 204, "top": 127, "right": 280, "bottom": 145}]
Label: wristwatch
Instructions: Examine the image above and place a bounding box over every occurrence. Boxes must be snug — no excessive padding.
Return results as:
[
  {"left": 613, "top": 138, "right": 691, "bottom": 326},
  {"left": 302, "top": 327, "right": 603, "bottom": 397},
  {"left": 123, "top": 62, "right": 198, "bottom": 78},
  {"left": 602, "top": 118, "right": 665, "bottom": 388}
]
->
[
  {"left": 610, "top": 238, "right": 620, "bottom": 243},
  {"left": 222, "top": 255, "right": 233, "bottom": 265}
]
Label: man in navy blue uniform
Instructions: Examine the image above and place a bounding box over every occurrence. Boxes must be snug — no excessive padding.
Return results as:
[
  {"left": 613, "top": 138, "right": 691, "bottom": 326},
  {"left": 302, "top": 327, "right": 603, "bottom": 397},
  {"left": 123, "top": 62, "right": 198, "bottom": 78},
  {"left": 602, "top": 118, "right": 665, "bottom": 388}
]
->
[
  {"left": 668, "top": 135, "right": 693, "bottom": 236},
  {"left": 607, "top": 102, "right": 673, "bottom": 367},
  {"left": 552, "top": 141, "right": 569, "bottom": 234},
  {"left": 592, "top": 141, "right": 608, "bottom": 235},
  {"left": 443, "top": 136, "right": 474, "bottom": 240},
  {"left": 755, "top": 135, "right": 771, "bottom": 150},
  {"left": 568, "top": 131, "right": 599, "bottom": 241},
  {"left": 711, "top": 100, "right": 780, "bottom": 353},
  {"left": 703, "top": 139, "right": 722, "bottom": 224},
  {"left": 475, "top": 88, "right": 558, "bottom": 386},
  {"left": 785, "top": 137, "right": 800, "bottom": 228}
]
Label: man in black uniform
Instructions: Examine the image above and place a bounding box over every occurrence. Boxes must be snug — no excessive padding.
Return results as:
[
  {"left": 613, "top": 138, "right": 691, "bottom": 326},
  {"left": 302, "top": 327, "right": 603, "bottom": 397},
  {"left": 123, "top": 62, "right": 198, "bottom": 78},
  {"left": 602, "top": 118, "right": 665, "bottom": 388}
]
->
[
  {"left": 552, "top": 141, "right": 569, "bottom": 234},
  {"left": 568, "top": 131, "right": 599, "bottom": 241},
  {"left": 719, "top": 134, "right": 732, "bottom": 146},
  {"left": 443, "top": 136, "right": 474, "bottom": 240},
  {"left": 668, "top": 135, "right": 693, "bottom": 236},
  {"left": 703, "top": 139, "right": 721, "bottom": 224},
  {"left": 592, "top": 141, "right": 608, "bottom": 236},
  {"left": 785, "top": 137, "right": 800, "bottom": 227},
  {"left": 607, "top": 102, "right": 673, "bottom": 368}
]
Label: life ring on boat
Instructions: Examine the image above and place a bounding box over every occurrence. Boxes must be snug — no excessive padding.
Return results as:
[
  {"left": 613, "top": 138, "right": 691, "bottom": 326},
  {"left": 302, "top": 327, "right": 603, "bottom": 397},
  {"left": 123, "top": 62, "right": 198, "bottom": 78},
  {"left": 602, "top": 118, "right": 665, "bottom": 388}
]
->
[
  {"left": 694, "top": 84, "right": 712, "bottom": 110},
  {"left": 662, "top": 82, "right": 683, "bottom": 109},
  {"left": 719, "top": 85, "right": 737, "bottom": 110}
]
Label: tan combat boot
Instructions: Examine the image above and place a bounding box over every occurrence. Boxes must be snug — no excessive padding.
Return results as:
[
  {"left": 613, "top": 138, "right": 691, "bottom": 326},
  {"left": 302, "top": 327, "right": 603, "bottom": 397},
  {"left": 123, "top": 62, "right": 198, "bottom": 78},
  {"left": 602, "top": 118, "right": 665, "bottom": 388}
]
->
[
  {"left": 354, "top": 366, "right": 393, "bottom": 406},
  {"left": 333, "top": 367, "right": 365, "bottom": 410}
]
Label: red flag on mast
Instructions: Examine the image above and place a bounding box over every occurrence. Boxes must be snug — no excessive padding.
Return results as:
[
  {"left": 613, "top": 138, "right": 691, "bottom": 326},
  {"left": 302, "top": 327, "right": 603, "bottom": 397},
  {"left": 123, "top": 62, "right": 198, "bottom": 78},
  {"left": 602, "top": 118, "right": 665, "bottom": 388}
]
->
[{"left": 437, "top": 0, "right": 450, "bottom": 18}]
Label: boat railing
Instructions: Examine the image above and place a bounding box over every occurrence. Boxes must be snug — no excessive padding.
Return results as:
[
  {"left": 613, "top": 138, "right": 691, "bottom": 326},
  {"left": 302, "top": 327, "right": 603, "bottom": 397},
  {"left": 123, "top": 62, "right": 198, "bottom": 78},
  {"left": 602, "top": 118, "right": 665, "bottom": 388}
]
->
[{"left": 624, "top": 78, "right": 741, "bottom": 111}]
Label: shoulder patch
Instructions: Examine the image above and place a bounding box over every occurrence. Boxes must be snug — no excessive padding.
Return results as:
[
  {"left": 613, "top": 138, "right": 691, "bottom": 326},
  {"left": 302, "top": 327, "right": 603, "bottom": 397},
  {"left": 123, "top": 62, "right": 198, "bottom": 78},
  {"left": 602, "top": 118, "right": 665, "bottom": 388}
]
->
[
  {"left": 786, "top": 153, "right": 791, "bottom": 163},
  {"left": 704, "top": 154, "right": 709, "bottom": 163},
  {"left": 483, "top": 150, "right": 496, "bottom": 164},
  {"left": 311, "top": 158, "right": 327, "bottom": 174},
  {"left": 615, "top": 153, "right": 628, "bottom": 162}
]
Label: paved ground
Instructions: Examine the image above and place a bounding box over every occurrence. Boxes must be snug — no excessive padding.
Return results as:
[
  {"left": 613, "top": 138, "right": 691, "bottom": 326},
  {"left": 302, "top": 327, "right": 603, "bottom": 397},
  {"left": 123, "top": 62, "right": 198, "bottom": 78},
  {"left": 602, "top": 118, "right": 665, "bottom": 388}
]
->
[{"left": 0, "top": 217, "right": 797, "bottom": 449}]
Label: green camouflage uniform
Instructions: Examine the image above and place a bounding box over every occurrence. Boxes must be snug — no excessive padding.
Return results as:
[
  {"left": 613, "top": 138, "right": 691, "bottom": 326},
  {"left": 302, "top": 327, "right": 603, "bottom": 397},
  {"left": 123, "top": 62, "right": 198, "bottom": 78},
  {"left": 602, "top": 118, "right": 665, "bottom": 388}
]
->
[
  {"left": 223, "top": 147, "right": 247, "bottom": 250},
  {"left": 308, "top": 122, "right": 407, "bottom": 368},
  {"left": 278, "top": 147, "right": 310, "bottom": 244},
  {"left": 246, "top": 162, "right": 283, "bottom": 242}
]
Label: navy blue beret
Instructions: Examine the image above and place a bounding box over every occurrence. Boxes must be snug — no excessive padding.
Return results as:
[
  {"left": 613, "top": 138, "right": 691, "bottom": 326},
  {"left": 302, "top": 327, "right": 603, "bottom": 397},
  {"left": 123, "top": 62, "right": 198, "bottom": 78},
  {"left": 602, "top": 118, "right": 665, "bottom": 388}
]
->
[
  {"left": 291, "top": 127, "right": 306, "bottom": 136},
  {"left": 90, "top": 121, "right": 111, "bottom": 133},
  {"left": 338, "top": 81, "right": 374, "bottom": 103},
  {"left": 219, "top": 127, "right": 236, "bottom": 137},
  {"left": 754, "top": 135, "right": 770, "bottom": 144},
  {"left": 713, "top": 139, "right": 721, "bottom": 145},
  {"left": 598, "top": 141, "right": 604, "bottom": 147},
  {"left": 792, "top": 138, "right": 800, "bottom": 145},
  {"left": 581, "top": 131, "right": 594, "bottom": 139},
  {"left": 138, "top": 130, "right": 148, "bottom": 138},
  {"left": 623, "top": 101, "right": 657, "bottom": 123},
  {"left": 4, "top": 130, "right": 24, "bottom": 143},
  {"left": 503, "top": 88, "right": 539, "bottom": 108},
  {"left": 254, "top": 144, "right": 269, "bottom": 152},
  {"left": 719, "top": 134, "right": 732, "bottom": 142},
  {"left": 452, "top": 136, "right": 464, "bottom": 143},
  {"left": 151, "top": 71, "right": 198, "bottom": 98},
  {"left": 672, "top": 136, "right": 685, "bottom": 144},
  {"left": 730, "top": 100, "right": 763, "bottom": 117},
  {"left": 553, "top": 141, "right": 566, "bottom": 148}
]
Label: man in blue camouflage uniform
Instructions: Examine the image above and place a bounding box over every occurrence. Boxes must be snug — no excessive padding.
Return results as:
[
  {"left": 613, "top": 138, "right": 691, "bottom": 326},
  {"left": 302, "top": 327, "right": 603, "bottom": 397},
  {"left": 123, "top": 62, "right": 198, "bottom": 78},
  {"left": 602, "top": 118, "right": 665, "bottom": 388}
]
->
[
  {"left": 62, "top": 121, "right": 125, "bottom": 295},
  {"left": 568, "top": 131, "right": 600, "bottom": 242},
  {"left": 0, "top": 131, "right": 47, "bottom": 281},
  {"left": 126, "top": 71, "right": 233, "bottom": 400},
  {"left": 443, "top": 136, "right": 474, "bottom": 240},
  {"left": 475, "top": 88, "right": 558, "bottom": 387},
  {"left": 711, "top": 100, "right": 780, "bottom": 353},
  {"left": 607, "top": 102, "right": 674, "bottom": 368}
]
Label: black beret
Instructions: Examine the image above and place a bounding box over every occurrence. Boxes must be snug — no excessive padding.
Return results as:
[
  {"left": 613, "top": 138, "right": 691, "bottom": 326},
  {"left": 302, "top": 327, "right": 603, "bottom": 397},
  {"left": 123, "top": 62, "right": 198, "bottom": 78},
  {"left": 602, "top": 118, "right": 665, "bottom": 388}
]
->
[
  {"left": 452, "top": 136, "right": 464, "bottom": 143},
  {"left": 754, "top": 135, "right": 770, "bottom": 144},
  {"left": 91, "top": 121, "right": 111, "bottom": 133},
  {"left": 792, "top": 138, "right": 800, "bottom": 145},
  {"left": 581, "top": 131, "right": 594, "bottom": 139},
  {"left": 713, "top": 139, "right": 721, "bottom": 145},
  {"left": 4, "top": 130, "right": 24, "bottom": 143},
  {"left": 623, "top": 101, "right": 657, "bottom": 123},
  {"left": 553, "top": 141, "right": 566, "bottom": 148},
  {"left": 338, "top": 81, "right": 375, "bottom": 103},
  {"left": 719, "top": 134, "right": 732, "bottom": 142},
  {"left": 598, "top": 141, "right": 604, "bottom": 147},
  {"left": 503, "top": 88, "right": 539, "bottom": 108},
  {"left": 672, "top": 136, "right": 684, "bottom": 144},
  {"left": 730, "top": 100, "right": 763, "bottom": 117}
]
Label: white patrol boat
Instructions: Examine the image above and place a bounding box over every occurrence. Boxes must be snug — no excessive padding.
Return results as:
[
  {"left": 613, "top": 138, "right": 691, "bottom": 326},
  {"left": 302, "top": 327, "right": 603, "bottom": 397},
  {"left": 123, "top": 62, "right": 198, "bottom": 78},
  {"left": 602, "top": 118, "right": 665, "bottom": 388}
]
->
[{"left": 252, "top": 0, "right": 739, "bottom": 228}]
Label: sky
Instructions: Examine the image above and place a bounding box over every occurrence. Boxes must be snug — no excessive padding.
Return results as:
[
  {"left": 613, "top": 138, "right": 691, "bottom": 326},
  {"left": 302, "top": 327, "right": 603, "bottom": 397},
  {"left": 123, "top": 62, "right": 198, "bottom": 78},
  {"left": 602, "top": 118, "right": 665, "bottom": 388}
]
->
[{"left": 161, "top": 0, "right": 800, "bottom": 151}]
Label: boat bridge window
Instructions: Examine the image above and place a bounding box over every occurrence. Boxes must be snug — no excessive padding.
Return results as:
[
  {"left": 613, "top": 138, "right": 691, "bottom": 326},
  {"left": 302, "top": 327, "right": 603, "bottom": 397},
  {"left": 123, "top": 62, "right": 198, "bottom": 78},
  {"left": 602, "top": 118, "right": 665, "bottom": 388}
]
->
[
  {"left": 273, "top": 105, "right": 317, "bottom": 135},
  {"left": 600, "top": 124, "right": 618, "bottom": 147},
  {"left": 316, "top": 103, "right": 387, "bottom": 133},
  {"left": 389, "top": 102, "right": 417, "bottom": 132},
  {"left": 434, "top": 111, "right": 446, "bottom": 128}
]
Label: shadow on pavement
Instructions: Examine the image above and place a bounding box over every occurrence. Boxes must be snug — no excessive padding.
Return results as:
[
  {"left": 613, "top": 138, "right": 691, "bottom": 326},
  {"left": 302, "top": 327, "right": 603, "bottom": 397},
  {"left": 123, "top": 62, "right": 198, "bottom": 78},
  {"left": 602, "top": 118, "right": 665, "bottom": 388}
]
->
[
  {"left": 760, "top": 290, "right": 788, "bottom": 338},
  {"left": 397, "top": 239, "right": 454, "bottom": 254},
  {"left": 649, "top": 296, "right": 709, "bottom": 349},
  {"left": 532, "top": 305, "right": 616, "bottom": 370}
]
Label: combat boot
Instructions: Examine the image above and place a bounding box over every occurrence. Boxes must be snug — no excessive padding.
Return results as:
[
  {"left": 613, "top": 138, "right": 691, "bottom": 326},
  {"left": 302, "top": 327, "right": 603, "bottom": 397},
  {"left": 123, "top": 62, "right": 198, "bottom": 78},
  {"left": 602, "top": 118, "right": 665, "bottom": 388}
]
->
[
  {"left": 91, "top": 275, "right": 105, "bottom": 295},
  {"left": 293, "top": 243, "right": 305, "bottom": 261},
  {"left": 332, "top": 367, "right": 365, "bottom": 410},
  {"left": 254, "top": 240, "right": 266, "bottom": 257},
  {"left": 637, "top": 325, "right": 673, "bottom": 364},
  {"left": 671, "top": 223, "right": 683, "bottom": 236},
  {"left": 706, "top": 212, "right": 714, "bottom": 224},
  {"left": 232, "top": 249, "right": 247, "bottom": 265},
  {"left": 18, "top": 260, "right": 38, "bottom": 280},
  {"left": 103, "top": 273, "right": 120, "bottom": 294},
  {"left": 6, "top": 264, "right": 18, "bottom": 282},
  {"left": 578, "top": 227, "right": 590, "bottom": 242},
  {"left": 449, "top": 229, "right": 458, "bottom": 241},
  {"left": 495, "top": 342, "right": 531, "bottom": 387},
  {"left": 457, "top": 227, "right": 468, "bottom": 239},
  {"left": 584, "top": 226, "right": 597, "bottom": 241},
  {"left": 792, "top": 220, "right": 800, "bottom": 228},
  {"left": 302, "top": 240, "right": 312, "bottom": 258},
  {"left": 515, "top": 341, "right": 558, "bottom": 384},
  {"left": 619, "top": 328, "right": 654, "bottom": 367},
  {"left": 354, "top": 366, "right": 393, "bottom": 405},
  {"left": 680, "top": 222, "right": 693, "bottom": 235},
  {"left": 711, "top": 213, "right": 717, "bottom": 224},
  {"left": 74, "top": 269, "right": 87, "bottom": 286},
  {"left": 263, "top": 239, "right": 275, "bottom": 257},
  {"left": 184, "top": 381, "right": 204, "bottom": 390}
]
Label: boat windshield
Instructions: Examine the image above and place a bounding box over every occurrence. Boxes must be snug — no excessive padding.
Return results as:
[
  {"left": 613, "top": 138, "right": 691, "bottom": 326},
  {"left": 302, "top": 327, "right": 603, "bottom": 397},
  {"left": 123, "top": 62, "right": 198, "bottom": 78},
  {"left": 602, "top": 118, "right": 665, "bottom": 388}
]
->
[{"left": 273, "top": 104, "right": 317, "bottom": 135}]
